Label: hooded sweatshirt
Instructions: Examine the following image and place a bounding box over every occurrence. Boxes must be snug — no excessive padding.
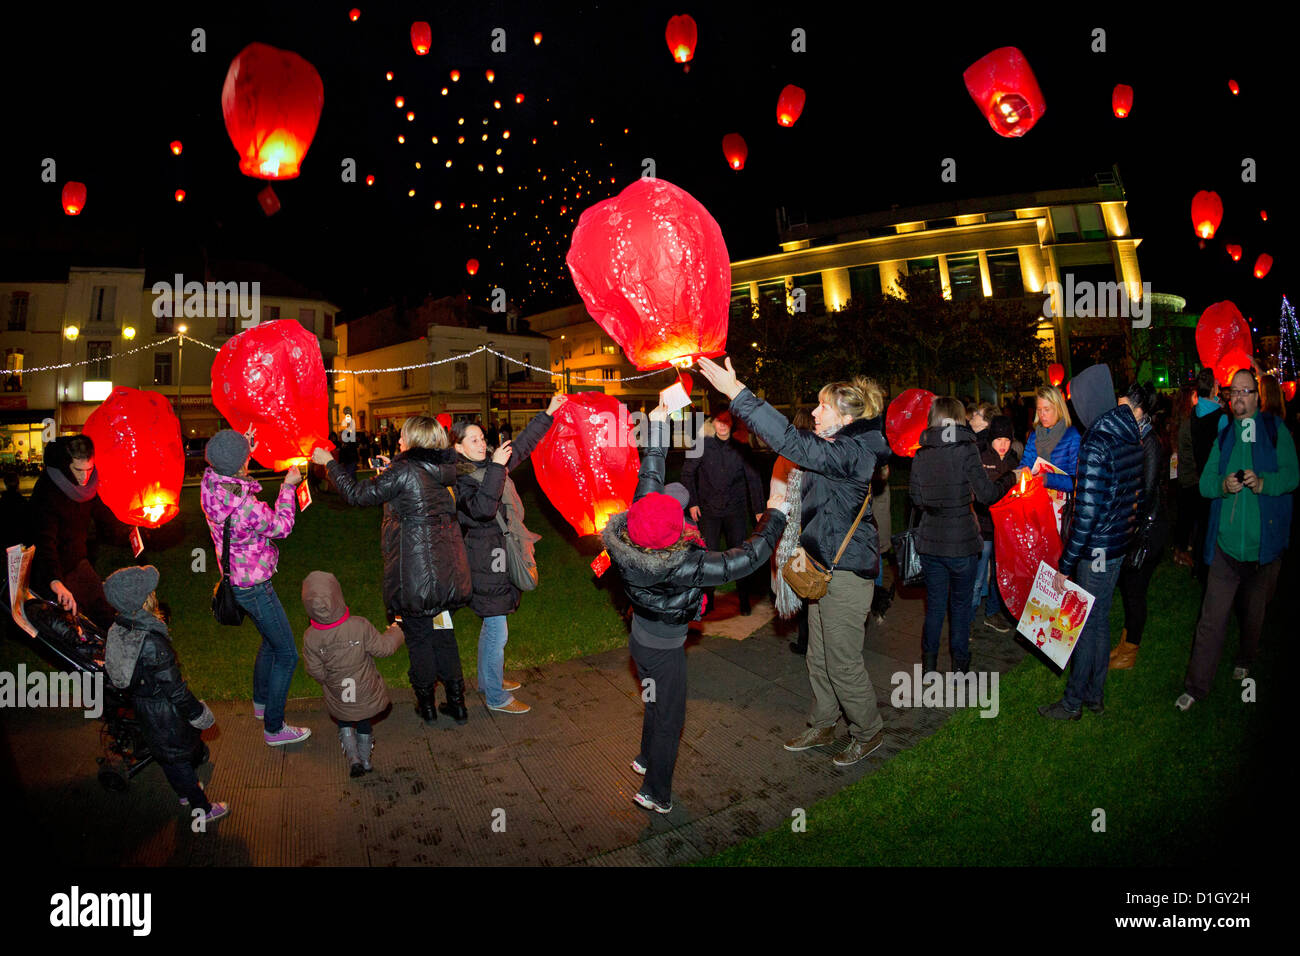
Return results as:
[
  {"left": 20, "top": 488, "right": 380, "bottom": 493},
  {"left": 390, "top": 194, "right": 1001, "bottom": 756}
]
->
[
  {"left": 200, "top": 468, "right": 297, "bottom": 587},
  {"left": 300, "top": 570, "right": 404, "bottom": 722}
]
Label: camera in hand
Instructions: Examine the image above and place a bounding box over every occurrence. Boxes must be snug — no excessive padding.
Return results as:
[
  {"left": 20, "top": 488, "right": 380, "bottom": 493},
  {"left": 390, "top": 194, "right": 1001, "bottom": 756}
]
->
[{"left": 1235, "top": 469, "right": 1246, "bottom": 483}]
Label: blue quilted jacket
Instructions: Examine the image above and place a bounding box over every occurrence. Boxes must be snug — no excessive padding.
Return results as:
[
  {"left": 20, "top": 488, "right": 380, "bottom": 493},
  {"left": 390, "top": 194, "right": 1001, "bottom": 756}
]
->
[{"left": 1057, "top": 405, "right": 1144, "bottom": 577}]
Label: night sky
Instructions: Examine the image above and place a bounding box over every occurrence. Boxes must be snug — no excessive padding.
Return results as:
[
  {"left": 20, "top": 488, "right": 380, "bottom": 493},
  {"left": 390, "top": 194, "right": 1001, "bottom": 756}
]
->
[{"left": 1, "top": 2, "right": 1291, "bottom": 334}]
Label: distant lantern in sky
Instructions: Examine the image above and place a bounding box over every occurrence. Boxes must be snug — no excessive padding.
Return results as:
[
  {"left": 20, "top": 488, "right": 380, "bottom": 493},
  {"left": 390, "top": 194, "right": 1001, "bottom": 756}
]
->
[
  {"left": 434, "top": 200, "right": 442, "bottom": 209},
  {"left": 486, "top": 69, "right": 495, "bottom": 82},
  {"left": 1254, "top": 253, "right": 1273, "bottom": 278},
  {"left": 411, "top": 22, "right": 432, "bottom": 55},
  {"left": 721, "top": 133, "right": 747, "bottom": 170},
  {"left": 174, "top": 189, "right": 185, "bottom": 202},
  {"left": 349, "top": 8, "right": 360, "bottom": 21},
  {"left": 406, "top": 111, "right": 415, "bottom": 121},
  {"left": 776, "top": 84, "right": 806, "bottom": 126},
  {"left": 62, "top": 181, "right": 86, "bottom": 215},
  {"left": 467, "top": 258, "right": 480, "bottom": 275},
  {"left": 365, "top": 174, "right": 375, "bottom": 185},
  {"left": 1112, "top": 83, "right": 1133, "bottom": 118},
  {"left": 1261, "top": 209, "right": 1268, "bottom": 221},
  {"left": 533, "top": 31, "right": 542, "bottom": 45},
  {"left": 386, "top": 70, "right": 393, "bottom": 80},
  {"left": 169, "top": 140, "right": 183, "bottom": 155},
  {"left": 221, "top": 42, "right": 324, "bottom": 180},
  {"left": 1226, "top": 244, "right": 1242, "bottom": 261},
  {"left": 1190, "top": 190, "right": 1224, "bottom": 239},
  {"left": 1229, "top": 78, "right": 1240, "bottom": 95},
  {"left": 395, "top": 95, "right": 404, "bottom": 107},
  {"left": 450, "top": 69, "right": 460, "bottom": 82},
  {"left": 664, "top": 14, "right": 698, "bottom": 70},
  {"left": 515, "top": 93, "right": 524, "bottom": 104},
  {"left": 962, "top": 46, "right": 1046, "bottom": 138}
]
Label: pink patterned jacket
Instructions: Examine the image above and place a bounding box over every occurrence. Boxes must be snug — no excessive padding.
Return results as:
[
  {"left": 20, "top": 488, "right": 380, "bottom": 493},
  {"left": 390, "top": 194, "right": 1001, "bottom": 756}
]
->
[{"left": 200, "top": 468, "right": 297, "bottom": 587}]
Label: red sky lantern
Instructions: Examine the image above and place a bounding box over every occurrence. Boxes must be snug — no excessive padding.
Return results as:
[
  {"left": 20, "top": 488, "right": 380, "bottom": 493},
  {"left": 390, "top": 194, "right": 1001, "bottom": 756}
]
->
[
  {"left": 385, "top": 70, "right": 393, "bottom": 81},
  {"left": 989, "top": 470, "right": 1061, "bottom": 620},
  {"left": 1282, "top": 381, "right": 1297, "bottom": 402},
  {"left": 1048, "top": 363, "right": 1065, "bottom": 387},
  {"left": 466, "top": 258, "right": 480, "bottom": 275},
  {"left": 395, "top": 95, "right": 404, "bottom": 108},
  {"left": 1215, "top": 348, "right": 1254, "bottom": 388},
  {"left": 1229, "top": 79, "right": 1240, "bottom": 95},
  {"left": 1260, "top": 209, "right": 1268, "bottom": 221},
  {"left": 885, "top": 388, "right": 935, "bottom": 458},
  {"left": 435, "top": 412, "right": 452, "bottom": 430},
  {"left": 566, "top": 177, "right": 731, "bottom": 371},
  {"left": 485, "top": 69, "right": 495, "bottom": 83},
  {"left": 1190, "top": 190, "right": 1223, "bottom": 239},
  {"left": 1226, "top": 244, "right": 1242, "bottom": 262},
  {"left": 533, "top": 32, "right": 543, "bottom": 45},
  {"left": 169, "top": 140, "right": 183, "bottom": 155},
  {"left": 533, "top": 392, "right": 640, "bottom": 537},
  {"left": 410, "top": 22, "right": 431, "bottom": 55},
  {"left": 1196, "top": 300, "right": 1252, "bottom": 380},
  {"left": 962, "top": 47, "right": 1046, "bottom": 138},
  {"left": 83, "top": 387, "right": 184, "bottom": 529},
  {"left": 62, "top": 181, "right": 86, "bottom": 216},
  {"left": 515, "top": 93, "right": 525, "bottom": 104},
  {"left": 1254, "top": 253, "right": 1273, "bottom": 278},
  {"left": 349, "top": 8, "right": 360, "bottom": 21},
  {"left": 721, "top": 133, "right": 747, "bottom": 170},
  {"left": 365, "top": 174, "right": 375, "bottom": 186},
  {"left": 776, "top": 84, "right": 806, "bottom": 126},
  {"left": 257, "top": 185, "right": 281, "bottom": 216},
  {"left": 211, "top": 320, "right": 335, "bottom": 471},
  {"left": 1111, "top": 83, "right": 1133, "bottom": 118},
  {"left": 664, "top": 14, "right": 698, "bottom": 70},
  {"left": 221, "top": 42, "right": 324, "bottom": 180},
  {"left": 450, "top": 69, "right": 460, "bottom": 82},
  {"left": 174, "top": 189, "right": 186, "bottom": 202}
]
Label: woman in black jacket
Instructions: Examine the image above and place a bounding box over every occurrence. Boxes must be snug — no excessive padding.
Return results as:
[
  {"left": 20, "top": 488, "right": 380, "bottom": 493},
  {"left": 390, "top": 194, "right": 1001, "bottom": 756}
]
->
[
  {"left": 451, "top": 394, "right": 564, "bottom": 716},
  {"left": 315, "top": 416, "right": 473, "bottom": 724},
  {"left": 1111, "top": 383, "right": 1165, "bottom": 670},
  {"left": 603, "top": 403, "right": 786, "bottom": 813},
  {"left": 910, "top": 396, "right": 1017, "bottom": 674}
]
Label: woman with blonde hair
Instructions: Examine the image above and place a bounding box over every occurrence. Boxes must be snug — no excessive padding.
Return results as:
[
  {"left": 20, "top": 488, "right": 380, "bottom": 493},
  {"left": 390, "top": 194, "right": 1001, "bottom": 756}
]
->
[
  {"left": 1021, "top": 385, "right": 1080, "bottom": 498},
  {"left": 699, "top": 358, "right": 891, "bottom": 769}
]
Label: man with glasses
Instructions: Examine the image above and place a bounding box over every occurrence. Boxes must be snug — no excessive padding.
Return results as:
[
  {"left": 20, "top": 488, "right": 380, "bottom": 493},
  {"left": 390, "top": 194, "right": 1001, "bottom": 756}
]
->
[{"left": 1178, "top": 368, "right": 1298, "bottom": 710}]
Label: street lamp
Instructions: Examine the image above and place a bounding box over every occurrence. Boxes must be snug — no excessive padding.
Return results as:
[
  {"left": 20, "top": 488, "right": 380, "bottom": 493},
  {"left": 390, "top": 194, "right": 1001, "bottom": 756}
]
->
[
  {"left": 485, "top": 340, "right": 493, "bottom": 425},
  {"left": 176, "top": 324, "right": 187, "bottom": 445}
]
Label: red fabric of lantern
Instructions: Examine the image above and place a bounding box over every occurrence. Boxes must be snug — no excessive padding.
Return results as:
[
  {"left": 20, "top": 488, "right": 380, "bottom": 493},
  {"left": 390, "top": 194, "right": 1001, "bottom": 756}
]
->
[
  {"left": 211, "top": 320, "right": 335, "bottom": 470},
  {"left": 1254, "top": 253, "right": 1273, "bottom": 278},
  {"left": 221, "top": 42, "right": 324, "bottom": 180},
  {"left": 1215, "top": 348, "right": 1254, "bottom": 388},
  {"left": 885, "top": 389, "right": 934, "bottom": 458},
  {"left": 410, "top": 22, "right": 432, "bottom": 55},
  {"left": 1190, "top": 190, "right": 1223, "bottom": 240},
  {"left": 1048, "top": 363, "right": 1065, "bottom": 387},
  {"left": 989, "top": 472, "right": 1062, "bottom": 620},
  {"left": 82, "top": 387, "right": 184, "bottom": 528},
  {"left": 962, "top": 47, "right": 1046, "bottom": 138},
  {"left": 1111, "top": 84, "right": 1133, "bottom": 118},
  {"left": 1226, "top": 244, "right": 1242, "bottom": 262},
  {"left": 533, "top": 392, "right": 640, "bottom": 537},
  {"left": 776, "top": 84, "right": 806, "bottom": 126},
  {"left": 62, "top": 181, "right": 87, "bottom": 216},
  {"left": 466, "top": 258, "right": 479, "bottom": 275},
  {"left": 664, "top": 14, "right": 697, "bottom": 68},
  {"left": 566, "top": 177, "right": 731, "bottom": 371},
  {"left": 1195, "top": 300, "right": 1252, "bottom": 374},
  {"left": 1282, "top": 381, "right": 1297, "bottom": 402},
  {"left": 721, "top": 133, "right": 747, "bottom": 170}
]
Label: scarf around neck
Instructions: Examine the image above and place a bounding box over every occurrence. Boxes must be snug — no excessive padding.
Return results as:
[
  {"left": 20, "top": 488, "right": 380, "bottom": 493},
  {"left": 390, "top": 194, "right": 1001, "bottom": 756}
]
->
[
  {"left": 47, "top": 465, "right": 99, "bottom": 503},
  {"left": 773, "top": 466, "right": 805, "bottom": 619},
  {"left": 1035, "top": 420, "right": 1067, "bottom": 462}
]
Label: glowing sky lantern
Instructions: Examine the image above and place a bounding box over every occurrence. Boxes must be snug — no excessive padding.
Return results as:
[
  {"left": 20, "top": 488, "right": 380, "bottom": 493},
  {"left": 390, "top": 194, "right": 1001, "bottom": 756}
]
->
[
  {"left": 62, "top": 181, "right": 86, "bottom": 215},
  {"left": 83, "top": 387, "right": 184, "bottom": 529},
  {"left": 1226, "top": 244, "right": 1242, "bottom": 262},
  {"left": 1190, "top": 190, "right": 1223, "bottom": 239},
  {"left": 885, "top": 388, "right": 935, "bottom": 458},
  {"left": 990, "top": 469, "right": 1061, "bottom": 619},
  {"left": 486, "top": 69, "right": 495, "bottom": 82},
  {"left": 962, "top": 46, "right": 1046, "bottom": 138},
  {"left": 466, "top": 258, "right": 480, "bottom": 275},
  {"left": 1215, "top": 348, "right": 1254, "bottom": 387},
  {"left": 450, "top": 69, "right": 460, "bottom": 82},
  {"left": 1260, "top": 209, "right": 1268, "bottom": 221},
  {"left": 1282, "top": 381, "right": 1297, "bottom": 402},
  {"left": 395, "top": 95, "right": 404, "bottom": 107},
  {"left": 210, "top": 320, "right": 335, "bottom": 471},
  {"left": 365, "top": 174, "right": 374, "bottom": 186},
  {"left": 348, "top": 8, "right": 359, "bottom": 21},
  {"left": 385, "top": 70, "right": 393, "bottom": 81},
  {"left": 169, "top": 140, "right": 183, "bottom": 155},
  {"left": 664, "top": 14, "right": 698, "bottom": 70},
  {"left": 532, "top": 392, "right": 640, "bottom": 537},
  {"left": 221, "top": 42, "right": 324, "bottom": 180},
  {"left": 533, "top": 32, "right": 542, "bottom": 45},
  {"left": 1229, "top": 78, "right": 1240, "bottom": 95},
  {"left": 410, "top": 21, "right": 431, "bottom": 55},
  {"left": 1254, "top": 253, "right": 1273, "bottom": 278},
  {"left": 721, "top": 133, "right": 747, "bottom": 170},
  {"left": 1111, "top": 83, "right": 1133, "bottom": 118},
  {"left": 1196, "top": 300, "right": 1252, "bottom": 384},
  {"left": 1048, "top": 363, "right": 1065, "bottom": 387},
  {"left": 776, "top": 84, "right": 806, "bottom": 126},
  {"left": 174, "top": 189, "right": 186, "bottom": 202},
  {"left": 566, "top": 177, "right": 731, "bottom": 371}
]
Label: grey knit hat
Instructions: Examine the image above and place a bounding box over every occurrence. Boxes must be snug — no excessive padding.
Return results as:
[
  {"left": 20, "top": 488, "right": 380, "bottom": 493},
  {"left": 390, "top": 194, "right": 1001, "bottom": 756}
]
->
[
  {"left": 103, "top": 565, "right": 160, "bottom": 613},
  {"left": 205, "top": 429, "right": 251, "bottom": 477},
  {"left": 663, "top": 482, "right": 690, "bottom": 510}
]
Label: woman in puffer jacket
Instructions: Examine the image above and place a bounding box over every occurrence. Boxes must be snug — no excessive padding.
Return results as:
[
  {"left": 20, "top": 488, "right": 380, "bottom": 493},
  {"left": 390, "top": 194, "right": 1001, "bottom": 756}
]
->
[{"left": 315, "top": 416, "right": 473, "bottom": 725}]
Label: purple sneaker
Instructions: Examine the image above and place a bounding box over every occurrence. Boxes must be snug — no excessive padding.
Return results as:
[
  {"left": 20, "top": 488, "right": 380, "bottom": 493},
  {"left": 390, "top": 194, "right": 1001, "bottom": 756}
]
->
[
  {"left": 203, "top": 802, "right": 230, "bottom": 823},
  {"left": 253, "top": 701, "right": 265, "bottom": 720},
  {"left": 264, "top": 724, "right": 312, "bottom": 747}
]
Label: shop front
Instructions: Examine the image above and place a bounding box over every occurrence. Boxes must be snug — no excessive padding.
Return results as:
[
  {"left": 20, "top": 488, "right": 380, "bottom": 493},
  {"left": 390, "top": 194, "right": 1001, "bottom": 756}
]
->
[{"left": 0, "top": 401, "right": 54, "bottom": 470}]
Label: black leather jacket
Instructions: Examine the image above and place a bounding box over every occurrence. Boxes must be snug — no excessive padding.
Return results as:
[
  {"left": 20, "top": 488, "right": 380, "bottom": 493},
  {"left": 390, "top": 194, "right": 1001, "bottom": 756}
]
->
[{"left": 106, "top": 615, "right": 203, "bottom": 764}]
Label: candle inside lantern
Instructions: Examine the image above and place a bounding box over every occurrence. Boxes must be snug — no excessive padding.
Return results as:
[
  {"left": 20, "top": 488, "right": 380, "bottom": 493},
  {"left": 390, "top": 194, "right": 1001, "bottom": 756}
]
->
[{"left": 1019, "top": 471, "right": 1028, "bottom": 495}]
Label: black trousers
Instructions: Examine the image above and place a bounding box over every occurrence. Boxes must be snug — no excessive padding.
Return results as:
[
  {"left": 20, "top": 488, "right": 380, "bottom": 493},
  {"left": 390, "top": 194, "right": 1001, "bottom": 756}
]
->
[
  {"left": 401, "top": 614, "right": 463, "bottom": 688},
  {"left": 630, "top": 639, "right": 687, "bottom": 806},
  {"left": 700, "top": 511, "right": 751, "bottom": 610},
  {"left": 159, "top": 747, "right": 209, "bottom": 812},
  {"left": 1173, "top": 484, "right": 1200, "bottom": 552},
  {"left": 1118, "top": 519, "right": 1167, "bottom": 645}
]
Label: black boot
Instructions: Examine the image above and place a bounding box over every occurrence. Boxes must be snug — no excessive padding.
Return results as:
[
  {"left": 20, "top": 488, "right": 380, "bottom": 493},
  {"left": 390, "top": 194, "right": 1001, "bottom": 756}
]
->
[
  {"left": 922, "top": 652, "right": 938, "bottom": 675},
  {"left": 413, "top": 684, "right": 437, "bottom": 725},
  {"left": 438, "top": 678, "right": 469, "bottom": 725}
]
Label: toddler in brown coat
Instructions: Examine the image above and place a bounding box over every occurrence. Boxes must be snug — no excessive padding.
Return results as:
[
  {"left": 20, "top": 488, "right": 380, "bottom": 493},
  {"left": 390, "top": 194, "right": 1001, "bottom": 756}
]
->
[{"left": 301, "top": 571, "right": 405, "bottom": 777}]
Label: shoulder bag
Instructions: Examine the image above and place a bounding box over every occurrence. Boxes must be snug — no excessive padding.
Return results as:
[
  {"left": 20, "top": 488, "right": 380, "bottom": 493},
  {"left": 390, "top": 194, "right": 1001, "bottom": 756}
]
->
[
  {"left": 890, "top": 505, "right": 925, "bottom": 589},
  {"left": 781, "top": 490, "right": 873, "bottom": 601},
  {"left": 211, "top": 514, "right": 247, "bottom": 626}
]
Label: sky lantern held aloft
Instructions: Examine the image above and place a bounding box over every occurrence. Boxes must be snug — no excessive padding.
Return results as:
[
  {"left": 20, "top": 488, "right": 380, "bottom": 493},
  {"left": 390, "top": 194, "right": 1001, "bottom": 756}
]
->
[
  {"left": 1111, "top": 83, "right": 1133, "bottom": 118},
  {"left": 466, "top": 258, "right": 479, "bottom": 275},
  {"left": 962, "top": 47, "right": 1046, "bottom": 138},
  {"left": 1190, "top": 190, "right": 1223, "bottom": 239},
  {"left": 169, "top": 140, "right": 183, "bottom": 155},
  {"left": 1226, "top": 244, "right": 1242, "bottom": 262},
  {"left": 221, "top": 42, "right": 324, "bottom": 180},
  {"left": 664, "top": 14, "right": 698, "bottom": 70},
  {"left": 721, "top": 133, "right": 747, "bottom": 169},
  {"left": 1196, "top": 300, "right": 1252, "bottom": 385},
  {"left": 776, "top": 84, "right": 806, "bottom": 126},
  {"left": 1048, "top": 363, "right": 1065, "bottom": 387},
  {"left": 410, "top": 22, "right": 431, "bottom": 55},
  {"left": 62, "top": 181, "right": 86, "bottom": 215},
  {"left": 83, "top": 387, "right": 185, "bottom": 528},
  {"left": 885, "top": 389, "right": 935, "bottom": 458},
  {"left": 1254, "top": 253, "right": 1273, "bottom": 278},
  {"left": 566, "top": 177, "right": 731, "bottom": 371}
]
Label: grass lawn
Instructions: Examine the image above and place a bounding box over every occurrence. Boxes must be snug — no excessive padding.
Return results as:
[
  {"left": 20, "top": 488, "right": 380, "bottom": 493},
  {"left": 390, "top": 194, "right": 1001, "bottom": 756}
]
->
[{"left": 700, "top": 549, "right": 1292, "bottom": 866}]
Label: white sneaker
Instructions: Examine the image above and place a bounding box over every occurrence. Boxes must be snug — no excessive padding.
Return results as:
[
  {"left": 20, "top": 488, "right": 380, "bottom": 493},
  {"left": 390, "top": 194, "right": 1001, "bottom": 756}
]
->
[
  {"left": 631, "top": 758, "right": 646, "bottom": 775},
  {"left": 1175, "top": 693, "right": 1195, "bottom": 712}
]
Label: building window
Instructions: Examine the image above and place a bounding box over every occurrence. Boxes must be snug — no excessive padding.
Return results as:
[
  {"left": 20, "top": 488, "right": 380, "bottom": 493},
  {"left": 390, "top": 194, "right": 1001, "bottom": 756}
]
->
[
  {"left": 323, "top": 313, "right": 335, "bottom": 339},
  {"left": 156, "top": 310, "right": 174, "bottom": 334},
  {"left": 584, "top": 337, "right": 597, "bottom": 356},
  {"left": 985, "top": 210, "right": 1017, "bottom": 223},
  {"left": 928, "top": 218, "right": 957, "bottom": 230},
  {"left": 8, "top": 292, "right": 29, "bottom": 331},
  {"left": 87, "top": 340, "right": 112, "bottom": 379},
  {"left": 848, "top": 265, "right": 883, "bottom": 305},
  {"left": 792, "top": 273, "right": 825, "bottom": 315},
  {"left": 1075, "top": 204, "right": 1106, "bottom": 240},
  {"left": 907, "top": 257, "right": 941, "bottom": 295},
  {"left": 756, "top": 278, "right": 787, "bottom": 311},
  {"left": 601, "top": 368, "right": 616, "bottom": 381},
  {"left": 262, "top": 305, "right": 281, "bottom": 323},
  {"left": 1050, "top": 207, "right": 1079, "bottom": 242},
  {"left": 986, "top": 249, "right": 1024, "bottom": 298},
  {"left": 401, "top": 369, "right": 412, "bottom": 389},
  {"left": 729, "top": 285, "right": 755, "bottom": 325},
  {"left": 946, "top": 253, "right": 982, "bottom": 302},
  {"left": 153, "top": 352, "right": 173, "bottom": 386},
  {"left": 455, "top": 361, "right": 469, "bottom": 390},
  {"left": 89, "top": 286, "right": 116, "bottom": 324},
  {"left": 3, "top": 348, "right": 23, "bottom": 390},
  {"left": 299, "top": 308, "right": 316, "bottom": 334}
]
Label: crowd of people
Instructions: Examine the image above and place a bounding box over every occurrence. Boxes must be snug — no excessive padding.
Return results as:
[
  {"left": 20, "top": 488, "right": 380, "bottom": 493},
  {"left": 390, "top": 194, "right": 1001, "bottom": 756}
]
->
[{"left": 3, "top": 355, "right": 1295, "bottom": 818}]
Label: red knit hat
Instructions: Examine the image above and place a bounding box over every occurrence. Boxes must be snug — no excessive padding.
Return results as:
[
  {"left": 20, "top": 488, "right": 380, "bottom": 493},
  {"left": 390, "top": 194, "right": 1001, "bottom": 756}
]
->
[{"left": 626, "top": 493, "right": 685, "bottom": 548}]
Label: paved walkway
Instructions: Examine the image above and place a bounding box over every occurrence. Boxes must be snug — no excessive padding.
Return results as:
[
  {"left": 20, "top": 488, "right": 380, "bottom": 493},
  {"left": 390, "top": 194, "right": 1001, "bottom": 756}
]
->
[{"left": 4, "top": 576, "right": 1027, "bottom": 866}]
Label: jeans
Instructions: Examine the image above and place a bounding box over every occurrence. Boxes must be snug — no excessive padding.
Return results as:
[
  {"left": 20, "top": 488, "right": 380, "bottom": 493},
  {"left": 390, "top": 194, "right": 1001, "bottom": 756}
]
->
[
  {"left": 700, "top": 511, "right": 751, "bottom": 611},
  {"left": 631, "top": 638, "right": 687, "bottom": 806},
  {"left": 971, "top": 539, "right": 1005, "bottom": 618},
  {"left": 1184, "top": 546, "right": 1282, "bottom": 699},
  {"left": 1062, "top": 556, "right": 1125, "bottom": 712},
  {"left": 921, "top": 552, "right": 979, "bottom": 667},
  {"left": 477, "top": 615, "right": 512, "bottom": 707},
  {"left": 233, "top": 580, "right": 298, "bottom": 734},
  {"left": 401, "top": 614, "right": 463, "bottom": 688},
  {"left": 160, "top": 756, "right": 210, "bottom": 813},
  {"left": 806, "top": 570, "right": 883, "bottom": 742}
]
